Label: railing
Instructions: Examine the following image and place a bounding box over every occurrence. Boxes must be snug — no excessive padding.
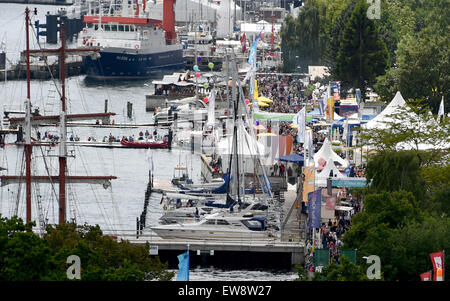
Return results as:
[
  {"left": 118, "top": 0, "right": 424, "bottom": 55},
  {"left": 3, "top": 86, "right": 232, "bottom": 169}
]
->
[{"left": 32, "top": 227, "right": 304, "bottom": 248}]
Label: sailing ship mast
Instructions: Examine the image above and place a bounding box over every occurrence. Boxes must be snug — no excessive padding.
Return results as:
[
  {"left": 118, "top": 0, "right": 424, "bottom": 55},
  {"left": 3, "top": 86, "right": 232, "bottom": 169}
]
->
[{"left": 0, "top": 8, "right": 116, "bottom": 225}]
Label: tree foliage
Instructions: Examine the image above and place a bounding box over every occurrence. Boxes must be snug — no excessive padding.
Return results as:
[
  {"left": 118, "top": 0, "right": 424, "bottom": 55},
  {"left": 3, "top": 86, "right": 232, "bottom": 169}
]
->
[
  {"left": 0, "top": 217, "right": 174, "bottom": 281},
  {"left": 335, "top": 0, "right": 389, "bottom": 101}
]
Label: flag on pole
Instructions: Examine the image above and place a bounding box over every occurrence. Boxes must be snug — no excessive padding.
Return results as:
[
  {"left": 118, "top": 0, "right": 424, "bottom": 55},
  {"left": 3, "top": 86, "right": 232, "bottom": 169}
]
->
[
  {"left": 430, "top": 251, "right": 445, "bottom": 281},
  {"left": 176, "top": 249, "right": 190, "bottom": 281},
  {"left": 438, "top": 96, "right": 444, "bottom": 121},
  {"left": 307, "top": 189, "right": 322, "bottom": 229},
  {"left": 303, "top": 129, "right": 314, "bottom": 166},
  {"left": 207, "top": 88, "right": 215, "bottom": 126},
  {"left": 293, "top": 106, "right": 306, "bottom": 143}
]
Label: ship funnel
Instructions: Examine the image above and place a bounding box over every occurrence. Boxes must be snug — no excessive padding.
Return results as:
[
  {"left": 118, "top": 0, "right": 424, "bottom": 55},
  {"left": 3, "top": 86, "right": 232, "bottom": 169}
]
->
[{"left": 162, "top": 0, "right": 177, "bottom": 44}]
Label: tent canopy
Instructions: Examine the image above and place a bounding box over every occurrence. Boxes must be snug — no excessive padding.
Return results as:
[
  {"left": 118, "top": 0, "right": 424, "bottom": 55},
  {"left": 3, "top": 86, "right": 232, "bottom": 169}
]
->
[{"left": 314, "top": 138, "right": 349, "bottom": 168}]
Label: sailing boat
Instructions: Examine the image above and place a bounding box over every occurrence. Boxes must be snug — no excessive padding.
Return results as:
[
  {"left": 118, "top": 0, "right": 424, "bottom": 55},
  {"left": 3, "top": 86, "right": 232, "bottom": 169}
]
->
[
  {"left": 151, "top": 51, "right": 280, "bottom": 237},
  {"left": 0, "top": 8, "right": 117, "bottom": 229}
]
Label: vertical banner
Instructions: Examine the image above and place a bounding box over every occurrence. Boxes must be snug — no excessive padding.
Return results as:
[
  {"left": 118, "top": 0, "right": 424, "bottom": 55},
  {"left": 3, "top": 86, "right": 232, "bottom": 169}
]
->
[
  {"left": 271, "top": 135, "right": 279, "bottom": 163},
  {"left": 356, "top": 88, "right": 361, "bottom": 108},
  {"left": 176, "top": 250, "right": 190, "bottom": 281},
  {"left": 325, "top": 196, "right": 336, "bottom": 210},
  {"left": 303, "top": 166, "right": 315, "bottom": 204},
  {"left": 307, "top": 189, "right": 322, "bottom": 229},
  {"left": 430, "top": 251, "right": 445, "bottom": 281},
  {"left": 327, "top": 97, "right": 334, "bottom": 122},
  {"left": 420, "top": 271, "right": 432, "bottom": 281},
  {"left": 278, "top": 135, "right": 286, "bottom": 158},
  {"left": 331, "top": 81, "right": 341, "bottom": 101},
  {"left": 285, "top": 135, "right": 293, "bottom": 156}
]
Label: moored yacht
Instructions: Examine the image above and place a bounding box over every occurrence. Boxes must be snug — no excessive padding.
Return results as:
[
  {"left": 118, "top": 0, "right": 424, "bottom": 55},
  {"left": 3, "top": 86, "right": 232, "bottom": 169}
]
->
[{"left": 151, "top": 212, "right": 274, "bottom": 241}]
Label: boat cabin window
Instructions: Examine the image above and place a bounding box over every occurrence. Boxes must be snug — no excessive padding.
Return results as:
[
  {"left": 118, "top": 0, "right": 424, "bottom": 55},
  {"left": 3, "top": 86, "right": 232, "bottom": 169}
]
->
[
  {"left": 217, "top": 220, "right": 229, "bottom": 225},
  {"left": 110, "top": 25, "right": 118, "bottom": 31},
  {"left": 103, "top": 24, "right": 111, "bottom": 31},
  {"left": 118, "top": 25, "right": 124, "bottom": 31},
  {"left": 205, "top": 219, "right": 216, "bottom": 225},
  {"left": 94, "top": 24, "right": 99, "bottom": 30}
]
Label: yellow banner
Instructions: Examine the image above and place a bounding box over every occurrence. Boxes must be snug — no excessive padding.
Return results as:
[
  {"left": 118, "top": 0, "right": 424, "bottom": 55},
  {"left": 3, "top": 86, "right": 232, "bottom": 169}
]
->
[
  {"left": 302, "top": 166, "right": 315, "bottom": 204},
  {"left": 254, "top": 80, "right": 259, "bottom": 99}
]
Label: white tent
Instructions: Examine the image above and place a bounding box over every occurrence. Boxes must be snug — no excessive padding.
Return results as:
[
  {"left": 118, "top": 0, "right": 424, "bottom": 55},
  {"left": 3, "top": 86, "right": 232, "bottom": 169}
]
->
[
  {"left": 362, "top": 91, "right": 449, "bottom": 150},
  {"left": 315, "top": 158, "right": 347, "bottom": 187},
  {"left": 363, "top": 91, "right": 412, "bottom": 130},
  {"left": 314, "top": 138, "right": 349, "bottom": 168}
]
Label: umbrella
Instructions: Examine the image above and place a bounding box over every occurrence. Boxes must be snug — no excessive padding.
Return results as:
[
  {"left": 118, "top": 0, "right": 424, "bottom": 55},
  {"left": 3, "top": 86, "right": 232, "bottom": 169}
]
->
[
  {"left": 258, "top": 101, "right": 270, "bottom": 107},
  {"left": 257, "top": 96, "right": 274, "bottom": 103},
  {"left": 253, "top": 125, "right": 266, "bottom": 130}
]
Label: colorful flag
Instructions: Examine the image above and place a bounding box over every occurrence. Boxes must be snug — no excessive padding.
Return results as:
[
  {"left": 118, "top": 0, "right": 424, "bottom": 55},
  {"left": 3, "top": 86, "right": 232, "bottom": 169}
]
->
[
  {"left": 240, "top": 33, "right": 246, "bottom": 43},
  {"left": 207, "top": 88, "right": 215, "bottom": 126},
  {"left": 307, "top": 189, "right": 322, "bottom": 229},
  {"left": 176, "top": 250, "right": 190, "bottom": 281},
  {"left": 430, "top": 251, "right": 445, "bottom": 281},
  {"left": 293, "top": 106, "right": 306, "bottom": 143},
  {"left": 420, "top": 271, "right": 432, "bottom": 281},
  {"left": 438, "top": 96, "right": 444, "bottom": 121},
  {"left": 356, "top": 88, "right": 361, "bottom": 108},
  {"left": 325, "top": 196, "right": 336, "bottom": 210}
]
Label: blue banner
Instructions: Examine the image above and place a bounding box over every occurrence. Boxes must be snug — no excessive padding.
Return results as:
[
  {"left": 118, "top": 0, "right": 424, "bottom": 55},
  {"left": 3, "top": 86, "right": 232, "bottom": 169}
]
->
[
  {"left": 307, "top": 189, "right": 322, "bottom": 229},
  {"left": 176, "top": 250, "right": 189, "bottom": 281},
  {"left": 356, "top": 88, "right": 361, "bottom": 108}
]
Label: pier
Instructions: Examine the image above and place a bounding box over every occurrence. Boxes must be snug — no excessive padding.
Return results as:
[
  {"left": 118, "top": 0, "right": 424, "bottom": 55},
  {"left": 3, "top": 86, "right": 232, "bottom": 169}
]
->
[{"left": 104, "top": 229, "right": 305, "bottom": 270}]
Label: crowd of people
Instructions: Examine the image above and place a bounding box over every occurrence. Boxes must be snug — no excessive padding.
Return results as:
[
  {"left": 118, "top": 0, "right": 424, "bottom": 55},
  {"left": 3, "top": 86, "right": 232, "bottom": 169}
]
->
[{"left": 256, "top": 74, "right": 307, "bottom": 114}]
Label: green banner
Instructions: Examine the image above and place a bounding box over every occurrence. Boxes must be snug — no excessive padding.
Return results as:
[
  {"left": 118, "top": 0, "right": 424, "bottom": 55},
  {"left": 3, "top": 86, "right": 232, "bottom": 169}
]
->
[
  {"left": 339, "top": 249, "right": 357, "bottom": 264},
  {"left": 314, "top": 249, "right": 330, "bottom": 267},
  {"left": 253, "top": 112, "right": 295, "bottom": 122}
]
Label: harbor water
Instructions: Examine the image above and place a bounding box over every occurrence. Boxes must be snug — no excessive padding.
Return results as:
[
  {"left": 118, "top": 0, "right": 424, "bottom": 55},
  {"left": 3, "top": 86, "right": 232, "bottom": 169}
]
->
[{"left": 0, "top": 4, "right": 298, "bottom": 281}]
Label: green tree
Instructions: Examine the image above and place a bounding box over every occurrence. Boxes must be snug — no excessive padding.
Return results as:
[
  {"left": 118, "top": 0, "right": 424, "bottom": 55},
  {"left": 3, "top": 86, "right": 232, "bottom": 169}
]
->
[
  {"left": 334, "top": 0, "right": 389, "bottom": 100},
  {"left": 374, "top": 32, "right": 450, "bottom": 113},
  {"left": 0, "top": 216, "right": 60, "bottom": 280},
  {"left": 0, "top": 217, "right": 174, "bottom": 281},
  {"left": 364, "top": 151, "right": 426, "bottom": 200}
]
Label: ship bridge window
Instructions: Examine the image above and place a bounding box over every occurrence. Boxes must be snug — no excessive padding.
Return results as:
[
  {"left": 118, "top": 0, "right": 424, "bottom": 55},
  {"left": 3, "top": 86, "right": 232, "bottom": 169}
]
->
[
  {"left": 118, "top": 25, "right": 124, "bottom": 31},
  {"left": 103, "top": 25, "right": 111, "bottom": 31},
  {"left": 124, "top": 25, "right": 129, "bottom": 32},
  {"left": 111, "top": 25, "right": 118, "bottom": 31}
]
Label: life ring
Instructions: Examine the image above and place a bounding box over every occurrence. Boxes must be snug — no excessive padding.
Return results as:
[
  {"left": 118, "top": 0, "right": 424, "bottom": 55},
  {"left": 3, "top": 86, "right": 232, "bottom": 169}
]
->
[{"left": 134, "top": 44, "right": 140, "bottom": 50}]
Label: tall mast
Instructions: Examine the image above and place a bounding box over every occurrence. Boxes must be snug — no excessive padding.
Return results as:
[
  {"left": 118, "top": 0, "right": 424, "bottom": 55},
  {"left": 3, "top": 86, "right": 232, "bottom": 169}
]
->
[
  {"left": 25, "top": 7, "right": 32, "bottom": 223},
  {"left": 59, "top": 23, "right": 67, "bottom": 224}
]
